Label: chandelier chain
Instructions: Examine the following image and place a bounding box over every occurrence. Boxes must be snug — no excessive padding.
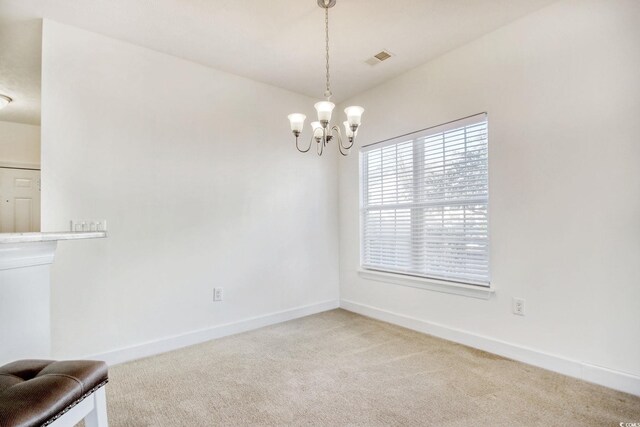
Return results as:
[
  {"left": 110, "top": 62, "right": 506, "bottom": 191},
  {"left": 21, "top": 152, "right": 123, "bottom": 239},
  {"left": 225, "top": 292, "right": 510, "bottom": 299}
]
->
[{"left": 324, "top": 5, "right": 331, "bottom": 99}]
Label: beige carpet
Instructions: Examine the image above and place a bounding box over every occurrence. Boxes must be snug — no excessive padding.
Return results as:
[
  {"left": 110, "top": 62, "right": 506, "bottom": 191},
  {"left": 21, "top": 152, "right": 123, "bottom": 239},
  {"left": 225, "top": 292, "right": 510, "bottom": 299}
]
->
[{"left": 101, "top": 309, "right": 640, "bottom": 426}]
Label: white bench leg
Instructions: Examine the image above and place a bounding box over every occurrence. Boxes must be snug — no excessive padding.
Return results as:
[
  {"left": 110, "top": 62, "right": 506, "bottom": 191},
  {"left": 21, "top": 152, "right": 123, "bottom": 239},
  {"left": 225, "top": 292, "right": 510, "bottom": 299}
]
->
[{"left": 84, "top": 386, "right": 109, "bottom": 427}]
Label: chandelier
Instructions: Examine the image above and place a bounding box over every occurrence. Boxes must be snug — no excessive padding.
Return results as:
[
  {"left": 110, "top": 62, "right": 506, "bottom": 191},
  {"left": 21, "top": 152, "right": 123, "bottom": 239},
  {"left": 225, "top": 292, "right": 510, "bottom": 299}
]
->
[{"left": 287, "top": 0, "right": 364, "bottom": 156}]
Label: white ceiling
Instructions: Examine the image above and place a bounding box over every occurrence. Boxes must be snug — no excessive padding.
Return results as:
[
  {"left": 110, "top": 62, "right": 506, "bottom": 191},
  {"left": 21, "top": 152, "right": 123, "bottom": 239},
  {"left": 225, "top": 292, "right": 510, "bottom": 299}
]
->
[
  {"left": 0, "top": 0, "right": 558, "bottom": 125},
  {"left": 0, "top": 17, "right": 41, "bottom": 125}
]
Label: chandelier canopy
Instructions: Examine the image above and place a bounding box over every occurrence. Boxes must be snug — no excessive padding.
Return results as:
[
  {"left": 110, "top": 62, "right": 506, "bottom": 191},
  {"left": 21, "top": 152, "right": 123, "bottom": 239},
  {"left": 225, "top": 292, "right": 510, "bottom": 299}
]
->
[{"left": 287, "top": 0, "right": 364, "bottom": 156}]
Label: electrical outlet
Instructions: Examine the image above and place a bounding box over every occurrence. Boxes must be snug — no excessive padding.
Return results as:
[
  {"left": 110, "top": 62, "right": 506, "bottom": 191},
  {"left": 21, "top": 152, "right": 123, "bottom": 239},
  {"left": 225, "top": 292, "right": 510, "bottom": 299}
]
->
[
  {"left": 213, "top": 287, "right": 223, "bottom": 302},
  {"left": 70, "top": 220, "right": 108, "bottom": 232},
  {"left": 513, "top": 297, "right": 525, "bottom": 316}
]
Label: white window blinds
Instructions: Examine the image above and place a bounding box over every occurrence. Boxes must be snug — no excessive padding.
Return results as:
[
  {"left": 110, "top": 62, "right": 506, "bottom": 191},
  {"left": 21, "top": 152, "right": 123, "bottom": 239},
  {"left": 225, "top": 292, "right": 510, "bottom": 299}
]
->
[{"left": 360, "top": 114, "right": 489, "bottom": 286}]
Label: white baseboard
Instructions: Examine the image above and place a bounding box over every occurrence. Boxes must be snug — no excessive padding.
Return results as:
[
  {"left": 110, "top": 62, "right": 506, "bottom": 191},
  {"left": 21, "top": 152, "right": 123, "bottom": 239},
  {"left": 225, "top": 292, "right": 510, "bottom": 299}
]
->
[
  {"left": 340, "top": 299, "right": 640, "bottom": 397},
  {"left": 86, "top": 299, "right": 340, "bottom": 366}
]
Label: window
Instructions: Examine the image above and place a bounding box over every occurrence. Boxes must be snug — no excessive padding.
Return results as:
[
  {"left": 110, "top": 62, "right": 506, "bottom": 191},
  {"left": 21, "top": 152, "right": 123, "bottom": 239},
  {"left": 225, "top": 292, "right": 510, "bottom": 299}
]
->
[{"left": 360, "top": 114, "right": 489, "bottom": 287}]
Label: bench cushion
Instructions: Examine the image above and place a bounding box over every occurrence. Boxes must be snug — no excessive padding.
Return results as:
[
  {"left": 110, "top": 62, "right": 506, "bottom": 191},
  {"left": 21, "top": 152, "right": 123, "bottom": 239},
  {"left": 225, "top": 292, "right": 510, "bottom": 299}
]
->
[{"left": 0, "top": 359, "right": 108, "bottom": 427}]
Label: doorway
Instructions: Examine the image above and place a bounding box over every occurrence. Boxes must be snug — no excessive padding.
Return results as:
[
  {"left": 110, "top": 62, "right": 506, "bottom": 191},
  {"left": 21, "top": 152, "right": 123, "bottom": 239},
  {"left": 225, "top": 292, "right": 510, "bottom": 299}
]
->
[{"left": 0, "top": 167, "right": 41, "bottom": 232}]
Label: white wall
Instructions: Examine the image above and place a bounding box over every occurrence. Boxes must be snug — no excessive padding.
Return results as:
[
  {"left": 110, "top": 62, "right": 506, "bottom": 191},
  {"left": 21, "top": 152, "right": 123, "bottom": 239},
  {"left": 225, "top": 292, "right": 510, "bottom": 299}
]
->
[
  {"left": 41, "top": 20, "right": 339, "bottom": 359},
  {"left": 338, "top": 0, "right": 640, "bottom": 388},
  {"left": 0, "top": 120, "right": 40, "bottom": 168}
]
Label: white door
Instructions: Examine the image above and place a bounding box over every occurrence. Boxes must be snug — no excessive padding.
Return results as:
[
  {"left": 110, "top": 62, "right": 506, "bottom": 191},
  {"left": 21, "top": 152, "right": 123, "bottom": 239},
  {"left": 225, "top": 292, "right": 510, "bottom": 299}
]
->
[{"left": 0, "top": 168, "right": 41, "bottom": 232}]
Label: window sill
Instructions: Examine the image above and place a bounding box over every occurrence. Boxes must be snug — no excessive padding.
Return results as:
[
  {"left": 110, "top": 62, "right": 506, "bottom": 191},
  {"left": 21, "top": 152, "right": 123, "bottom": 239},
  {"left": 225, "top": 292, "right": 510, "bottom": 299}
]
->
[{"left": 357, "top": 269, "right": 495, "bottom": 300}]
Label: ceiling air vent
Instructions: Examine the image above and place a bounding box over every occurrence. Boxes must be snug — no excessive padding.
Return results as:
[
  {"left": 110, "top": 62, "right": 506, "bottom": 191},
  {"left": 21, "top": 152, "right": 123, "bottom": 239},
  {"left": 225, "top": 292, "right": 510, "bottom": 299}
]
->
[{"left": 365, "top": 50, "right": 393, "bottom": 66}]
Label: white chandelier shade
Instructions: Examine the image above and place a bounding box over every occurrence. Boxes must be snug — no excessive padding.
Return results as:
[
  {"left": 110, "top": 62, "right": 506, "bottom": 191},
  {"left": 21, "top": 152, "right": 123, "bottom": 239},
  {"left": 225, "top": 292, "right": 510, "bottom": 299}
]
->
[
  {"left": 314, "top": 101, "right": 335, "bottom": 123},
  {"left": 343, "top": 121, "right": 356, "bottom": 140},
  {"left": 287, "top": 0, "right": 364, "bottom": 157},
  {"left": 287, "top": 113, "right": 306, "bottom": 133},
  {"left": 345, "top": 106, "right": 364, "bottom": 127}
]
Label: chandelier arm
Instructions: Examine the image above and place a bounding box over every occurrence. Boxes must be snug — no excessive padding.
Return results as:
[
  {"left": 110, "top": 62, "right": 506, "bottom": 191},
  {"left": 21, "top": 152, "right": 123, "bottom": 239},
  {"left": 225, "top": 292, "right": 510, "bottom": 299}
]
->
[
  {"left": 338, "top": 139, "right": 350, "bottom": 156},
  {"left": 341, "top": 137, "right": 354, "bottom": 150},
  {"left": 295, "top": 134, "right": 312, "bottom": 153},
  {"left": 331, "top": 125, "right": 342, "bottom": 146},
  {"left": 332, "top": 125, "right": 349, "bottom": 156},
  {"left": 317, "top": 137, "right": 324, "bottom": 156},
  {"left": 332, "top": 125, "right": 353, "bottom": 150}
]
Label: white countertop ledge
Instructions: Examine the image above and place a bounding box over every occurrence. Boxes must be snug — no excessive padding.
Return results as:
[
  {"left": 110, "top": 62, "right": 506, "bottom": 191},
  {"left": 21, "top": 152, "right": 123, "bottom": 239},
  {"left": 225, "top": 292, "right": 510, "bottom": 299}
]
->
[{"left": 0, "top": 231, "right": 107, "bottom": 244}]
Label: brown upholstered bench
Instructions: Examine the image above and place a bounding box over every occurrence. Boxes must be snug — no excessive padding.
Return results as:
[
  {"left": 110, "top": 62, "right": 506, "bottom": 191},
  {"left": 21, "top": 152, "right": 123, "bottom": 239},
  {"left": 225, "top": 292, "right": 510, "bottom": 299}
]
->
[{"left": 0, "top": 360, "right": 109, "bottom": 427}]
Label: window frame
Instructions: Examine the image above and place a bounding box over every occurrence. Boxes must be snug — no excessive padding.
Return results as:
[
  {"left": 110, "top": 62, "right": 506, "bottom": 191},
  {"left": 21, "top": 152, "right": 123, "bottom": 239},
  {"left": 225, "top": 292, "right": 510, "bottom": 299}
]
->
[{"left": 359, "top": 113, "right": 492, "bottom": 297}]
